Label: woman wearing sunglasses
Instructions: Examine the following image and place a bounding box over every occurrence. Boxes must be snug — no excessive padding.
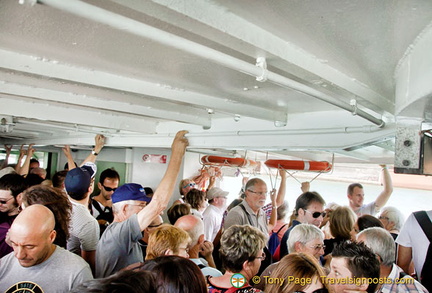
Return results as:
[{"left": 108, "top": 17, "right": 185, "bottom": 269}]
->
[
  {"left": 172, "top": 179, "right": 197, "bottom": 205},
  {"left": 264, "top": 253, "right": 328, "bottom": 293}
]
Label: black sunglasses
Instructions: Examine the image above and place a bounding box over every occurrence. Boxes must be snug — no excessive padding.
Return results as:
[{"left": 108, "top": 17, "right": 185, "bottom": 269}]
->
[
  {"left": 305, "top": 209, "right": 326, "bottom": 218},
  {"left": 296, "top": 288, "right": 328, "bottom": 293},
  {"left": 0, "top": 197, "right": 13, "bottom": 205},
  {"left": 102, "top": 185, "right": 117, "bottom": 192}
]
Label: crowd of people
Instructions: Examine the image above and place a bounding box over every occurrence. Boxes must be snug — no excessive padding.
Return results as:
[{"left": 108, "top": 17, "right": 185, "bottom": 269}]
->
[{"left": 0, "top": 132, "right": 431, "bottom": 293}]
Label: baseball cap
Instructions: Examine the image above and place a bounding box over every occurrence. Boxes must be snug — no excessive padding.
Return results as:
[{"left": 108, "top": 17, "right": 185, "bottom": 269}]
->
[
  {"left": 206, "top": 187, "right": 229, "bottom": 200},
  {"left": 64, "top": 162, "right": 97, "bottom": 196},
  {"left": 112, "top": 183, "right": 152, "bottom": 204}
]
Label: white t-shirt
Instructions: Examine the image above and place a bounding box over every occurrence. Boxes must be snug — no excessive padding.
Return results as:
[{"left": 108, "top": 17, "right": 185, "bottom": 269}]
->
[
  {"left": 355, "top": 201, "right": 378, "bottom": 217},
  {"left": 396, "top": 210, "right": 432, "bottom": 275},
  {"left": 202, "top": 204, "right": 224, "bottom": 242}
]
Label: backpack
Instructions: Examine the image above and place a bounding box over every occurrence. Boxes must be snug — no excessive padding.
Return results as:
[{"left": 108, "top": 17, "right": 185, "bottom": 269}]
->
[{"left": 268, "top": 224, "right": 287, "bottom": 256}]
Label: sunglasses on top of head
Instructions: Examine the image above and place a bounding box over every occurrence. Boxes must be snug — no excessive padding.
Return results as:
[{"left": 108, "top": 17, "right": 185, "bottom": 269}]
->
[{"left": 182, "top": 183, "right": 196, "bottom": 189}]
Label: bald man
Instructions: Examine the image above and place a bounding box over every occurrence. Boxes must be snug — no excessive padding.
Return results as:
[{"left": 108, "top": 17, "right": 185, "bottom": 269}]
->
[
  {"left": 0, "top": 205, "right": 92, "bottom": 292},
  {"left": 175, "top": 215, "right": 222, "bottom": 277}
]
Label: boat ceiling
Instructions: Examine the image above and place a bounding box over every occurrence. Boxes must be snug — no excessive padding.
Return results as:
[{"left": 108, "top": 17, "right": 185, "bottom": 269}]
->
[{"left": 1, "top": 0, "right": 432, "bottom": 164}]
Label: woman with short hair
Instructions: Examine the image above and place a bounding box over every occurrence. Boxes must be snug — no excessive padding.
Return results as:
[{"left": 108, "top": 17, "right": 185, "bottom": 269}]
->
[
  {"left": 207, "top": 224, "right": 266, "bottom": 293},
  {"left": 145, "top": 224, "right": 191, "bottom": 260}
]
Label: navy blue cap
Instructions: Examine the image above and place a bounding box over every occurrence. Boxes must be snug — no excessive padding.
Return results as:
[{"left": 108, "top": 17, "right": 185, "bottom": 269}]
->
[
  {"left": 64, "top": 162, "right": 96, "bottom": 196},
  {"left": 112, "top": 183, "right": 152, "bottom": 203}
]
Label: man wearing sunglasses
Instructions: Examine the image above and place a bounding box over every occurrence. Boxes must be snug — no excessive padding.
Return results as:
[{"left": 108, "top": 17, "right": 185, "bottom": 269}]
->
[
  {"left": 0, "top": 173, "right": 28, "bottom": 258},
  {"left": 91, "top": 168, "right": 120, "bottom": 236},
  {"left": 279, "top": 191, "right": 326, "bottom": 260}
]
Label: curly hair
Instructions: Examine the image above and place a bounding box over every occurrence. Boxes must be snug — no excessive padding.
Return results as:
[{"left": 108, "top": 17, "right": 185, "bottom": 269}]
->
[
  {"left": 22, "top": 185, "right": 72, "bottom": 248},
  {"left": 219, "top": 224, "right": 266, "bottom": 272}
]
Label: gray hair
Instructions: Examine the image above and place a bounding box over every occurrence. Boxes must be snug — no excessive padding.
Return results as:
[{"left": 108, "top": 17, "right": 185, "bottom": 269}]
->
[
  {"left": 112, "top": 200, "right": 136, "bottom": 214},
  {"left": 287, "top": 224, "right": 324, "bottom": 253},
  {"left": 357, "top": 227, "right": 395, "bottom": 266},
  {"left": 380, "top": 206, "right": 405, "bottom": 230}
]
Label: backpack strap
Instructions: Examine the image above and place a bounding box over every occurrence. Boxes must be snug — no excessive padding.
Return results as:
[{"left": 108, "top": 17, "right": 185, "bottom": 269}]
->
[
  {"left": 273, "top": 223, "right": 288, "bottom": 234},
  {"left": 239, "top": 204, "right": 254, "bottom": 226},
  {"left": 91, "top": 198, "right": 105, "bottom": 215},
  {"left": 413, "top": 211, "right": 432, "bottom": 291},
  {"left": 414, "top": 211, "right": 432, "bottom": 241}
]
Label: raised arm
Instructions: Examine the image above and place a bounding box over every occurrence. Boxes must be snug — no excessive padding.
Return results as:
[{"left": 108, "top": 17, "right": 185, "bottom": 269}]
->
[
  {"left": 81, "top": 134, "right": 105, "bottom": 165},
  {"left": 275, "top": 169, "right": 287, "bottom": 207},
  {"left": 62, "top": 145, "right": 76, "bottom": 170},
  {"left": 267, "top": 188, "right": 278, "bottom": 233},
  {"left": 1, "top": 144, "right": 12, "bottom": 169},
  {"left": 14, "top": 144, "right": 25, "bottom": 174},
  {"left": 19, "top": 144, "right": 35, "bottom": 176},
  {"left": 137, "top": 131, "right": 188, "bottom": 231},
  {"left": 374, "top": 164, "right": 393, "bottom": 209}
]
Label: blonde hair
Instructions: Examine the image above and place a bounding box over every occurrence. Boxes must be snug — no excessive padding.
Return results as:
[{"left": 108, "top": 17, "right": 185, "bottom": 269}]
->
[
  {"left": 264, "top": 253, "right": 327, "bottom": 293},
  {"left": 145, "top": 224, "right": 191, "bottom": 260},
  {"left": 330, "top": 206, "right": 356, "bottom": 239}
]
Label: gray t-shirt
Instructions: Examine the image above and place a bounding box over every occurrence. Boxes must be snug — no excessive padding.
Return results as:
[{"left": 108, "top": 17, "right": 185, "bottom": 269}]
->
[
  {"left": 224, "top": 200, "right": 268, "bottom": 236},
  {"left": 0, "top": 246, "right": 92, "bottom": 293},
  {"left": 95, "top": 213, "right": 143, "bottom": 278}
]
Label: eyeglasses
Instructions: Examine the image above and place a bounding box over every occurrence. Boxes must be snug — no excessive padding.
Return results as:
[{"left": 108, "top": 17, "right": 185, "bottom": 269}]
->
[
  {"left": 182, "top": 183, "right": 196, "bottom": 189},
  {"left": 148, "top": 223, "right": 163, "bottom": 228},
  {"left": 305, "top": 209, "right": 326, "bottom": 218},
  {"left": 254, "top": 252, "right": 266, "bottom": 261},
  {"left": 309, "top": 244, "right": 326, "bottom": 251},
  {"left": 0, "top": 197, "right": 13, "bottom": 205},
  {"left": 247, "top": 190, "right": 267, "bottom": 196},
  {"left": 295, "top": 288, "right": 328, "bottom": 293},
  {"left": 102, "top": 185, "right": 117, "bottom": 192},
  {"left": 129, "top": 203, "right": 146, "bottom": 210},
  {"left": 179, "top": 247, "right": 189, "bottom": 253},
  {"left": 379, "top": 216, "right": 389, "bottom": 220}
]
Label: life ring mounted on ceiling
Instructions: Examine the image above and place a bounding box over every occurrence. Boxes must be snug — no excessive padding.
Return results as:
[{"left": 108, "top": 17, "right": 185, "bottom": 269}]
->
[
  {"left": 201, "top": 155, "right": 258, "bottom": 168},
  {"left": 264, "top": 159, "right": 332, "bottom": 173}
]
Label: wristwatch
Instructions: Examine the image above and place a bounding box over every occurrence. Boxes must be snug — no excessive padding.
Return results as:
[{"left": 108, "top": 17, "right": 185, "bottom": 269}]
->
[{"left": 92, "top": 150, "right": 98, "bottom": 156}]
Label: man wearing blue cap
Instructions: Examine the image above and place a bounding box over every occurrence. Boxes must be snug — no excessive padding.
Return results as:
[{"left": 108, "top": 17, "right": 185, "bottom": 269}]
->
[
  {"left": 65, "top": 161, "right": 99, "bottom": 274},
  {"left": 95, "top": 130, "right": 189, "bottom": 278}
]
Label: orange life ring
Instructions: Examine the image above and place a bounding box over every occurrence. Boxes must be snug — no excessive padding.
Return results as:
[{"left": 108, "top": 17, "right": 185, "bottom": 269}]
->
[
  {"left": 264, "top": 159, "right": 332, "bottom": 172},
  {"left": 201, "top": 155, "right": 258, "bottom": 168}
]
